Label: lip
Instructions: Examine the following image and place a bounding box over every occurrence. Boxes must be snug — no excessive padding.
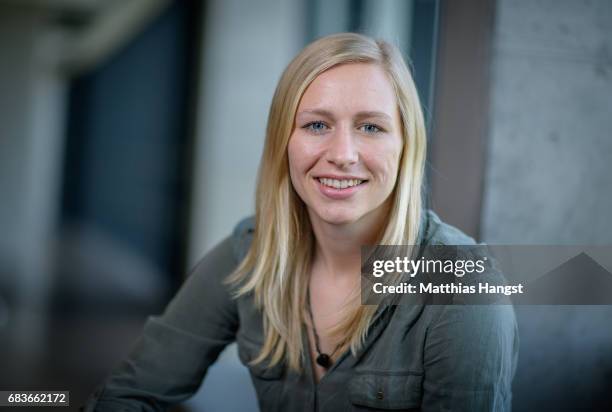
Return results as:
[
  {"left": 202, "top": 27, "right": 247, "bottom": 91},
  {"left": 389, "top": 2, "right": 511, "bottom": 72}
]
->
[
  {"left": 313, "top": 176, "right": 368, "bottom": 200},
  {"left": 313, "top": 174, "right": 368, "bottom": 180}
]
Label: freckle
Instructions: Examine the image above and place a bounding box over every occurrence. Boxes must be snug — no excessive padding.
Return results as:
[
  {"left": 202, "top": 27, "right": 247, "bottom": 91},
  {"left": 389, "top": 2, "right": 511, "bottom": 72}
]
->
[
  {"left": 558, "top": 23, "right": 570, "bottom": 35},
  {"left": 548, "top": 132, "right": 559, "bottom": 142},
  {"left": 594, "top": 63, "right": 609, "bottom": 79}
]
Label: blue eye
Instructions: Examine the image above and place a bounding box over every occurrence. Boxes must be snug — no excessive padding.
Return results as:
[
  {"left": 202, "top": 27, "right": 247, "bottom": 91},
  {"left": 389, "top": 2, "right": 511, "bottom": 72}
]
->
[
  {"left": 360, "top": 123, "right": 383, "bottom": 134},
  {"left": 303, "top": 121, "right": 329, "bottom": 134}
]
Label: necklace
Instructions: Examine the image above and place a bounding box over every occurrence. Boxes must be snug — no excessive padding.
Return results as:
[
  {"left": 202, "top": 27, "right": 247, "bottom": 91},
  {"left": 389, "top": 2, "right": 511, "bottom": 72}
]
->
[{"left": 306, "top": 287, "right": 341, "bottom": 369}]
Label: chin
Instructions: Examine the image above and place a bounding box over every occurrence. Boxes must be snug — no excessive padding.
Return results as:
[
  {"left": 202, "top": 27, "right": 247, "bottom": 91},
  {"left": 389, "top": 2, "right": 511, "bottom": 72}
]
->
[{"left": 316, "top": 208, "right": 363, "bottom": 226}]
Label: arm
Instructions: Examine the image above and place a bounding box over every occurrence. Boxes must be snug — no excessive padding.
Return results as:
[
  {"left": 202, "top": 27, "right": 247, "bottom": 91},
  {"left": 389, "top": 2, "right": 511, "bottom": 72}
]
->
[
  {"left": 82, "top": 235, "right": 241, "bottom": 411},
  {"left": 422, "top": 304, "right": 519, "bottom": 412}
]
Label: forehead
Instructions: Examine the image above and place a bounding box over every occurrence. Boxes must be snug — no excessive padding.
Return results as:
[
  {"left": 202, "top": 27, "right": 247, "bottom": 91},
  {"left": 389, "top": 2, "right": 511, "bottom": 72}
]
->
[{"left": 297, "top": 63, "right": 398, "bottom": 114}]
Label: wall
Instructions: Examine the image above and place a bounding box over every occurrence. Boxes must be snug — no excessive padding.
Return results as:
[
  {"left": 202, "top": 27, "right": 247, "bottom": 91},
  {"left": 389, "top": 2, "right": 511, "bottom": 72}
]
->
[
  {"left": 483, "top": 1, "right": 612, "bottom": 409},
  {"left": 187, "top": 0, "right": 306, "bottom": 265},
  {"left": 482, "top": 0, "right": 612, "bottom": 244},
  {"left": 0, "top": 8, "right": 67, "bottom": 357},
  {"left": 185, "top": 1, "right": 305, "bottom": 408}
]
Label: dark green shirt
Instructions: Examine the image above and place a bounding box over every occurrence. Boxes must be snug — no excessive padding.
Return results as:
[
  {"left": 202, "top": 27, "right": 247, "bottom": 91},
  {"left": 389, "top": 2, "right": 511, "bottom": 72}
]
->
[{"left": 83, "top": 210, "right": 518, "bottom": 411}]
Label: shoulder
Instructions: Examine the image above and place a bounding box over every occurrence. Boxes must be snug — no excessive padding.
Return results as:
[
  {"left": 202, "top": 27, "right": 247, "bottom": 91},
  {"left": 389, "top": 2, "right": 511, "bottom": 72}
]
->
[
  {"left": 418, "top": 211, "right": 518, "bottom": 404},
  {"left": 420, "top": 209, "right": 477, "bottom": 246},
  {"left": 428, "top": 304, "right": 518, "bottom": 347},
  {"left": 231, "top": 215, "right": 256, "bottom": 262},
  {"left": 181, "top": 216, "right": 254, "bottom": 292},
  {"left": 232, "top": 210, "right": 475, "bottom": 250},
  {"left": 421, "top": 303, "right": 518, "bottom": 409}
]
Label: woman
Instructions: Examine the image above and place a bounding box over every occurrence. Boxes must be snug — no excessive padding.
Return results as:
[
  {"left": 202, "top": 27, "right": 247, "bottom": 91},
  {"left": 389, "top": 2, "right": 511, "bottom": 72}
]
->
[{"left": 84, "top": 33, "right": 518, "bottom": 411}]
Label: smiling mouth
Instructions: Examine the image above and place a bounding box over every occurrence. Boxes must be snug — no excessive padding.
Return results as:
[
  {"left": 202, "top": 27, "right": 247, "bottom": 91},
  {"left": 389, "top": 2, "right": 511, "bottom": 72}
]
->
[{"left": 316, "top": 177, "right": 368, "bottom": 189}]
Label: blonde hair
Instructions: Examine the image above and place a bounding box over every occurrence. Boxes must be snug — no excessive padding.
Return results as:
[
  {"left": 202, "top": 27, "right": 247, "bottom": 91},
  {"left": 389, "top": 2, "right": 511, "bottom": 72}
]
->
[{"left": 226, "top": 32, "right": 427, "bottom": 372}]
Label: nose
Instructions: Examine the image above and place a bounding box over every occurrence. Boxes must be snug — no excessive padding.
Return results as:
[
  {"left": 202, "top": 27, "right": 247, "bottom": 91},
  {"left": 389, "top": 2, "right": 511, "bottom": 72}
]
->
[{"left": 325, "top": 125, "right": 359, "bottom": 168}]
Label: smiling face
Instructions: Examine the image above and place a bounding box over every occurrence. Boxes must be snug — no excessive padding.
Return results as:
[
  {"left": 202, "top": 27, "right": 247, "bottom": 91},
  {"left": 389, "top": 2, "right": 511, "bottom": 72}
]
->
[{"left": 287, "top": 63, "right": 404, "bottom": 228}]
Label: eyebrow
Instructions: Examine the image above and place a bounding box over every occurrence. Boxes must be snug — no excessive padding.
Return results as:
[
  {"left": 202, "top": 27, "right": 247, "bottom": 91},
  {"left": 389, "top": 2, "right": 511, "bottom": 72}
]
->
[
  {"left": 296, "top": 109, "right": 393, "bottom": 122},
  {"left": 354, "top": 111, "right": 393, "bottom": 122}
]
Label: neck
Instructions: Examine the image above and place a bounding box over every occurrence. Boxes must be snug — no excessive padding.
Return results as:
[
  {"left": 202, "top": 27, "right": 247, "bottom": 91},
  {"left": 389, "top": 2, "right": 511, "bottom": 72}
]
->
[{"left": 308, "top": 203, "right": 390, "bottom": 282}]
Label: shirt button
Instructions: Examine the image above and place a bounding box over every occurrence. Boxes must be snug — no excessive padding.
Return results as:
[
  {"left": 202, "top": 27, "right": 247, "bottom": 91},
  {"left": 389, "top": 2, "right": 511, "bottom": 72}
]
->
[{"left": 376, "top": 390, "right": 384, "bottom": 400}]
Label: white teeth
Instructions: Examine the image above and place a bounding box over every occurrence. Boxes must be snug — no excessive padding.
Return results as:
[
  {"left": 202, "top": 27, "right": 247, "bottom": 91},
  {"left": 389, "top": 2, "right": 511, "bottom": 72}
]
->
[{"left": 318, "top": 178, "right": 364, "bottom": 189}]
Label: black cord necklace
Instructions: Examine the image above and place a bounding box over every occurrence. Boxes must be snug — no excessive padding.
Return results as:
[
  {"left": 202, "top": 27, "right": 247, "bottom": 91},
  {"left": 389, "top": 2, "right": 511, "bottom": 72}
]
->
[{"left": 306, "top": 287, "right": 341, "bottom": 369}]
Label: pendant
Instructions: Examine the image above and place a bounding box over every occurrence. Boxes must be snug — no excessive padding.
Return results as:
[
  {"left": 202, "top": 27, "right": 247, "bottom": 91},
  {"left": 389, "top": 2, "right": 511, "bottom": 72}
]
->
[{"left": 316, "top": 353, "right": 332, "bottom": 368}]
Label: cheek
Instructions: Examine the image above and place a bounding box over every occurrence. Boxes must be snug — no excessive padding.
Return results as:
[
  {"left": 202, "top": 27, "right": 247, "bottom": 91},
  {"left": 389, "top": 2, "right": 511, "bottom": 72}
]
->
[
  {"left": 365, "top": 142, "right": 403, "bottom": 186},
  {"left": 287, "top": 134, "right": 321, "bottom": 176},
  {"left": 388, "top": 148, "right": 403, "bottom": 179},
  {"left": 385, "top": 138, "right": 404, "bottom": 180},
  {"left": 287, "top": 136, "right": 315, "bottom": 195},
  {"left": 287, "top": 138, "right": 303, "bottom": 189}
]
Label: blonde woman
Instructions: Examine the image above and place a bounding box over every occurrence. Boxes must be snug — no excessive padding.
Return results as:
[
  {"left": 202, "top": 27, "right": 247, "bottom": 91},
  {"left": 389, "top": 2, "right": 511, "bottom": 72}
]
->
[{"left": 84, "top": 33, "right": 517, "bottom": 411}]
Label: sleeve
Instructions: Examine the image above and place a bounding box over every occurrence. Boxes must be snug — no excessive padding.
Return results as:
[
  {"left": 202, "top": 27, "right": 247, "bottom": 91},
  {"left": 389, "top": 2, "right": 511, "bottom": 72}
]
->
[
  {"left": 421, "top": 304, "right": 519, "bottom": 412},
  {"left": 81, "top": 235, "right": 241, "bottom": 411}
]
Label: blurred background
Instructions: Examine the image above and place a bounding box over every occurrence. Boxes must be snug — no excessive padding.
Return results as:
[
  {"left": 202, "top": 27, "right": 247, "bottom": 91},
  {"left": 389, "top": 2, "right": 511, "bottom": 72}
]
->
[{"left": 0, "top": 0, "right": 610, "bottom": 411}]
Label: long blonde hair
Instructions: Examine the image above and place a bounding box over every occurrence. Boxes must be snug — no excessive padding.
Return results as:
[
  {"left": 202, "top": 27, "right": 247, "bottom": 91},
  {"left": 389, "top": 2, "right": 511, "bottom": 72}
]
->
[{"left": 226, "top": 32, "right": 427, "bottom": 372}]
